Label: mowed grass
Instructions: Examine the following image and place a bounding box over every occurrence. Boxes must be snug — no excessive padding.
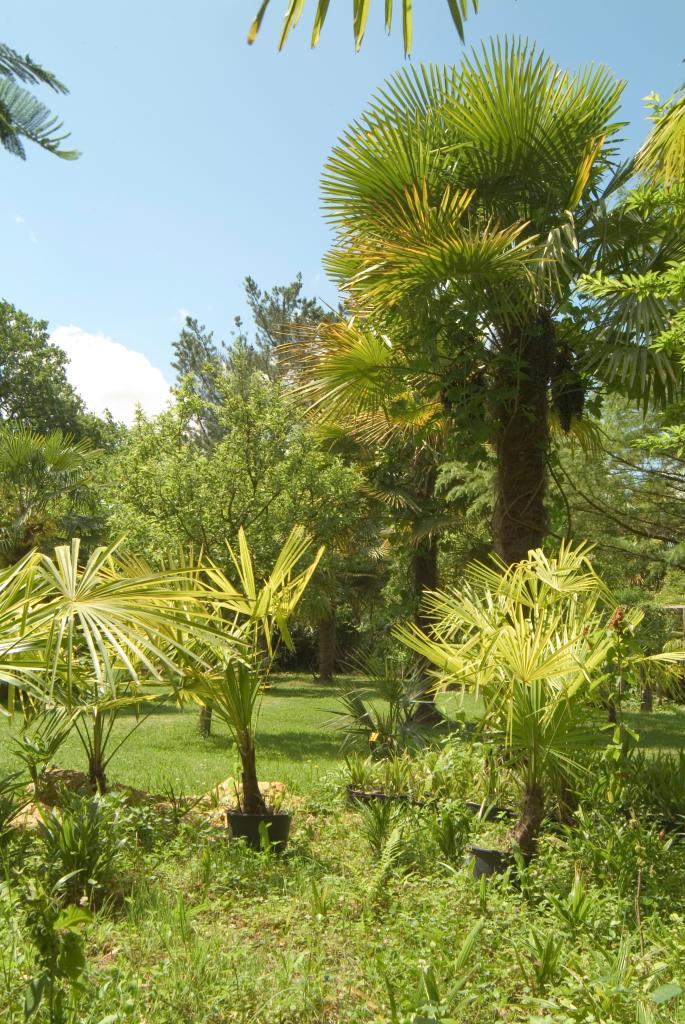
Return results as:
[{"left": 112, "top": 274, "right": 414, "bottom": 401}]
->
[
  {"left": 0, "top": 674, "right": 346, "bottom": 798},
  {"left": 1, "top": 676, "right": 684, "bottom": 800}
]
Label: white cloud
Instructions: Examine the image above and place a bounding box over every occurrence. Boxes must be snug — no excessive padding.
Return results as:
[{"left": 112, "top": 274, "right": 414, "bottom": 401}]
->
[
  {"left": 50, "top": 325, "right": 172, "bottom": 425},
  {"left": 177, "top": 307, "right": 190, "bottom": 322},
  {"left": 14, "top": 214, "right": 25, "bottom": 224}
]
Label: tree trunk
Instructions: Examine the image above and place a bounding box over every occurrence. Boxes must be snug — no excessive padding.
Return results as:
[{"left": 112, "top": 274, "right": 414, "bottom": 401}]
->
[
  {"left": 412, "top": 533, "right": 443, "bottom": 724},
  {"left": 513, "top": 781, "right": 545, "bottom": 858},
  {"left": 198, "top": 705, "right": 213, "bottom": 737},
  {"left": 318, "top": 611, "right": 337, "bottom": 682},
  {"left": 240, "top": 741, "right": 267, "bottom": 815},
  {"left": 88, "top": 754, "right": 107, "bottom": 794},
  {"left": 606, "top": 696, "right": 618, "bottom": 724},
  {"left": 641, "top": 683, "right": 653, "bottom": 713},
  {"left": 492, "top": 312, "right": 554, "bottom": 565}
]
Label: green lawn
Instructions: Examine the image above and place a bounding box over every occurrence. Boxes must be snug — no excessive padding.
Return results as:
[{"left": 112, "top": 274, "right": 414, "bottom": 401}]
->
[
  {"left": 2, "top": 677, "right": 684, "bottom": 800},
  {"left": 0, "top": 674, "right": 345, "bottom": 797}
]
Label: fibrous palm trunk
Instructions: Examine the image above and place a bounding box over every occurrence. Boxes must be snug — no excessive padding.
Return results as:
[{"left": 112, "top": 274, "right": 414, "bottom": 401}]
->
[
  {"left": 89, "top": 713, "right": 107, "bottom": 793},
  {"left": 513, "top": 781, "right": 545, "bottom": 858},
  {"left": 492, "top": 313, "right": 554, "bottom": 565},
  {"left": 318, "top": 611, "right": 337, "bottom": 682},
  {"left": 240, "top": 740, "right": 267, "bottom": 815},
  {"left": 198, "top": 705, "right": 213, "bottom": 737}
]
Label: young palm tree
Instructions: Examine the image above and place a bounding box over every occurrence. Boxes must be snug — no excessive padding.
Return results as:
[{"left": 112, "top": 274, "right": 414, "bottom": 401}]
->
[
  {"left": 27, "top": 539, "right": 225, "bottom": 791},
  {"left": 298, "top": 40, "right": 684, "bottom": 565},
  {"left": 178, "top": 526, "right": 324, "bottom": 814},
  {"left": 396, "top": 544, "right": 634, "bottom": 855}
]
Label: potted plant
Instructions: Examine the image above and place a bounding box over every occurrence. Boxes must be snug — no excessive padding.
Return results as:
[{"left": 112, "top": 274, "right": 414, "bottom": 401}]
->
[
  {"left": 343, "top": 751, "right": 416, "bottom": 804},
  {"left": 209, "top": 661, "right": 293, "bottom": 850},
  {"left": 332, "top": 654, "right": 427, "bottom": 760},
  {"left": 397, "top": 543, "right": 645, "bottom": 871},
  {"left": 182, "top": 526, "right": 323, "bottom": 850}
]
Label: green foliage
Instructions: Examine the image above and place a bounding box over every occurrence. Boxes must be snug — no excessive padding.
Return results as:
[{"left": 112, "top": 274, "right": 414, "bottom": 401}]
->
[
  {"left": 428, "top": 802, "right": 471, "bottom": 862},
  {"left": 333, "top": 655, "right": 426, "bottom": 756},
  {"left": 0, "top": 426, "right": 101, "bottom": 566},
  {"left": 247, "top": 0, "right": 479, "bottom": 55},
  {"left": 0, "top": 41, "right": 78, "bottom": 160},
  {"left": 106, "top": 360, "right": 363, "bottom": 578},
  {"left": 354, "top": 796, "right": 404, "bottom": 857},
  {"left": 0, "top": 770, "right": 27, "bottom": 848},
  {"left": 36, "top": 795, "right": 121, "bottom": 907},
  {"left": 0, "top": 303, "right": 89, "bottom": 435}
]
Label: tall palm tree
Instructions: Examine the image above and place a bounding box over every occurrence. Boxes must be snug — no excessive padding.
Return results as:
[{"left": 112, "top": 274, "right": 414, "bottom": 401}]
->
[
  {"left": 249, "top": 0, "right": 480, "bottom": 55},
  {"left": 0, "top": 43, "right": 78, "bottom": 160},
  {"left": 298, "top": 40, "right": 684, "bottom": 565}
]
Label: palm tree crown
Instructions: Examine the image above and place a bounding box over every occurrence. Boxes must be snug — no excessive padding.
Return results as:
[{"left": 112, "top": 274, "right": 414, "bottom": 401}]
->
[{"left": 297, "top": 39, "right": 684, "bottom": 564}]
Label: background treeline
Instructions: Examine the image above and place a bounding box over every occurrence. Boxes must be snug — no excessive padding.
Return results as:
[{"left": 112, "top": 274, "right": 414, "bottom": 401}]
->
[{"left": 1, "top": 270, "right": 685, "bottom": 680}]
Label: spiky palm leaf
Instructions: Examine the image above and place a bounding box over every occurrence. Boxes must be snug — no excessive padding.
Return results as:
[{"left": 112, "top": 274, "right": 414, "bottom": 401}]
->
[
  {"left": 200, "top": 525, "right": 325, "bottom": 663},
  {"left": 35, "top": 539, "right": 223, "bottom": 704},
  {"left": 248, "top": 0, "right": 479, "bottom": 55},
  {"left": 638, "top": 88, "right": 685, "bottom": 187},
  {"left": 0, "top": 550, "right": 51, "bottom": 712},
  {"left": 323, "top": 42, "right": 625, "bottom": 317}
]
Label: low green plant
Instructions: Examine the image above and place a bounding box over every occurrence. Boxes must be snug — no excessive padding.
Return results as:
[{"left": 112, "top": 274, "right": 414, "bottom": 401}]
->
[
  {"left": 384, "top": 919, "right": 484, "bottom": 1022},
  {"left": 37, "top": 794, "right": 121, "bottom": 907},
  {"left": 333, "top": 654, "right": 426, "bottom": 757},
  {"left": 20, "top": 877, "right": 93, "bottom": 1024},
  {"left": 547, "top": 869, "right": 594, "bottom": 933},
  {"left": 342, "top": 752, "right": 380, "bottom": 793},
  {"left": 355, "top": 797, "right": 404, "bottom": 857},
  {"left": 429, "top": 803, "right": 471, "bottom": 862},
  {"left": 518, "top": 927, "right": 564, "bottom": 993},
  {"left": 13, "top": 715, "right": 71, "bottom": 792},
  {"left": 0, "top": 770, "right": 27, "bottom": 848}
]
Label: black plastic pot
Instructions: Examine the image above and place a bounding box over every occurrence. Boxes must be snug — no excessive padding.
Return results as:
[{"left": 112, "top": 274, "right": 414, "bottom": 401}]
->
[
  {"left": 657, "top": 817, "right": 685, "bottom": 835},
  {"left": 226, "top": 810, "right": 292, "bottom": 852},
  {"left": 465, "top": 800, "right": 516, "bottom": 821},
  {"left": 346, "top": 786, "right": 410, "bottom": 805},
  {"left": 471, "top": 846, "right": 513, "bottom": 878}
]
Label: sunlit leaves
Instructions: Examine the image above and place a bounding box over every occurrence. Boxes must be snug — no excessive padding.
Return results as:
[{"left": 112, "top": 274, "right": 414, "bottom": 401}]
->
[
  {"left": 248, "top": 0, "right": 479, "bottom": 55},
  {"left": 638, "top": 89, "right": 685, "bottom": 188}
]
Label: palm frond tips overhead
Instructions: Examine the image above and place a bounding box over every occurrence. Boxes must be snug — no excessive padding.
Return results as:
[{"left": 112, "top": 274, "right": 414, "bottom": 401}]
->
[
  {"left": 0, "top": 78, "right": 78, "bottom": 160},
  {"left": 638, "top": 89, "right": 685, "bottom": 187},
  {"left": 0, "top": 43, "right": 69, "bottom": 92},
  {"left": 248, "top": 1, "right": 480, "bottom": 55}
]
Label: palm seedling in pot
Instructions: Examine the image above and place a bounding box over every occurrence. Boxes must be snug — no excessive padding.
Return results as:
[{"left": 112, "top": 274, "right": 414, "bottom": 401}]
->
[
  {"left": 181, "top": 526, "right": 323, "bottom": 847},
  {"left": 397, "top": 543, "right": 657, "bottom": 868}
]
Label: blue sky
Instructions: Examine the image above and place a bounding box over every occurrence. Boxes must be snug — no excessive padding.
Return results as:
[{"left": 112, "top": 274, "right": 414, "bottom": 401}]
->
[{"left": 2, "top": 1, "right": 685, "bottom": 416}]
